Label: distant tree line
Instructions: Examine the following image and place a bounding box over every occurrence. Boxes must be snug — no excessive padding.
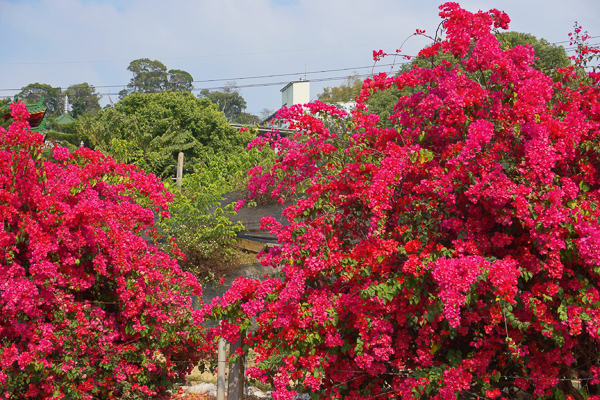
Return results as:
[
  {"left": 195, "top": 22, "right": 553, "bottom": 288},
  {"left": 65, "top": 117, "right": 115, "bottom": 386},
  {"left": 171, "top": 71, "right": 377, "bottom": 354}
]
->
[
  {"left": 118, "top": 58, "right": 260, "bottom": 124},
  {"left": 6, "top": 58, "right": 262, "bottom": 125},
  {"left": 4, "top": 82, "right": 103, "bottom": 119}
]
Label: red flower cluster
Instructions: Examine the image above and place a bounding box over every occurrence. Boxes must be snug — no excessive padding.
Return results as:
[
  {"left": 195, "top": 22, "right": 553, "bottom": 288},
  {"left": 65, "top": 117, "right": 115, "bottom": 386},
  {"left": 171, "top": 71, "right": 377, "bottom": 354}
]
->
[
  {"left": 0, "top": 102, "right": 207, "bottom": 398},
  {"left": 373, "top": 50, "right": 387, "bottom": 62}
]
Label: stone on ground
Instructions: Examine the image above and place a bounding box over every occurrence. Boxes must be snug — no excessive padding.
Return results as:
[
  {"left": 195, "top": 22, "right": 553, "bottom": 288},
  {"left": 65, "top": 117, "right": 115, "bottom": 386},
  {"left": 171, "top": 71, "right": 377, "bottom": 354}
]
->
[{"left": 185, "top": 382, "right": 217, "bottom": 394}]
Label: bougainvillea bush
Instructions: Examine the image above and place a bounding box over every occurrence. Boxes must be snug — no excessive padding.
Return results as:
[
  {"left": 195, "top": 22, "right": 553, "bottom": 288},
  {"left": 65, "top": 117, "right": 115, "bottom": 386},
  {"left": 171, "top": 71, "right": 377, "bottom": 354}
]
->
[
  {"left": 208, "top": 3, "right": 600, "bottom": 399},
  {"left": 0, "top": 102, "right": 206, "bottom": 399}
]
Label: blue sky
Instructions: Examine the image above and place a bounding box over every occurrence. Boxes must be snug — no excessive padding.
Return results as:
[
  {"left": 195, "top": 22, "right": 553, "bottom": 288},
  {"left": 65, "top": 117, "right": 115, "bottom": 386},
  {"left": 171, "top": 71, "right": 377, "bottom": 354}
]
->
[{"left": 1, "top": 0, "right": 599, "bottom": 115}]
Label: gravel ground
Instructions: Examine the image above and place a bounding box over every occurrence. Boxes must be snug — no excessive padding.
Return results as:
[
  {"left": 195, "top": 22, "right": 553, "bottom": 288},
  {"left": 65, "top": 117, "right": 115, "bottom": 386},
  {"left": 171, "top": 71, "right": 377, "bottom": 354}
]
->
[{"left": 168, "top": 382, "right": 311, "bottom": 400}]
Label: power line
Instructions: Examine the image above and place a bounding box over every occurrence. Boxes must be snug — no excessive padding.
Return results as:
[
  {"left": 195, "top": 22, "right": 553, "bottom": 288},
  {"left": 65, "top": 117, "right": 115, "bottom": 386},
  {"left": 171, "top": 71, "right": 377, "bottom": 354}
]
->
[
  {"left": 191, "top": 64, "right": 401, "bottom": 84},
  {"left": 0, "top": 63, "right": 405, "bottom": 93},
  {"left": 549, "top": 35, "right": 600, "bottom": 45},
  {"left": 565, "top": 42, "right": 600, "bottom": 51},
  {"left": 192, "top": 74, "right": 371, "bottom": 91},
  {"left": 89, "top": 72, "right": 397, "bottom": 97}
]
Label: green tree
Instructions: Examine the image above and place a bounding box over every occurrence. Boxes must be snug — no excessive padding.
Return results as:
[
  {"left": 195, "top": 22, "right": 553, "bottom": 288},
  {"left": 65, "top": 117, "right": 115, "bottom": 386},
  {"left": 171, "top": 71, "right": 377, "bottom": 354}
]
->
[
  {"left": 79, "top": 91, "right": 255, "bottom": 173},
  {"left": 115, "top": 91, "right": 253, "bottom": 150},
  {"left": 159, "top": 130, "right": 277, "bottom": 282},
  {"left": 168, "top": 69, "right": 194, "bottom": 92},
  {"left": 78, "top": 106, "right": 197, "bottom": 176},
  {"left": 120, "top": 59, "right": 195, "bottom": 99},
  {"left": 0, "top": 97, "right": 12, "bottom": 130},
  {"left": 235, "top": 112, "right": 261, "bottom": 125},
  {"left": 160, "top": 147, "right": 273, "bottom": 281},
  {"left": 199, "top": 83, "right": 256, "bottom": 123},
  {"left": 65, "top": 82, "right": 101, "bottom": 118},
  {"left": 120, "top": 58, "right": 168, "bottom": 99},
  {"left": 317, "top": 73, "right": 364, "bottom": 104},
  {"left": 19, "top": 83, "right": 64, "bottom": 116}
]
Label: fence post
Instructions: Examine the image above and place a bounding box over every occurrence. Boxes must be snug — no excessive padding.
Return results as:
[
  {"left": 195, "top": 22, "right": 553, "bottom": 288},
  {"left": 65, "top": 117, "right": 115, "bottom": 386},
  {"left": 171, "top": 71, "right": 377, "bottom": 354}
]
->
[
  {"left": 227, "top": 331, "right": 245, "bottom": 400},
  {"left": 217, "top": 337, "right": 226, "bottom": 400},
  {"left": 176, "top": 152, "right": 184, "bottom": 189}
]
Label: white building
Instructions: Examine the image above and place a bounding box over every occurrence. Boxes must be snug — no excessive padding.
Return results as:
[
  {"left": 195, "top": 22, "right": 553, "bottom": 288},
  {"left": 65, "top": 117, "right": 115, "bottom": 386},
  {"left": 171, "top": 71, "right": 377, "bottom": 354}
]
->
[{"left": 280, "top": 79, "right": 310, "bottom": 108}]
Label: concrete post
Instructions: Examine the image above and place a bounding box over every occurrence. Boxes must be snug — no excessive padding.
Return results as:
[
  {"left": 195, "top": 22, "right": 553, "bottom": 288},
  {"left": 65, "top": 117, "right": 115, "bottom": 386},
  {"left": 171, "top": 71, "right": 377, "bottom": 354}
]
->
[
  {"left": 227, "top": 332, "right": 245, "bottom": 400},
  {"left": 217, "top": 337, "right": 226, "bottom": 400},
  {"left": 176, "top": 152, "right": 184, "bottom": 189}
]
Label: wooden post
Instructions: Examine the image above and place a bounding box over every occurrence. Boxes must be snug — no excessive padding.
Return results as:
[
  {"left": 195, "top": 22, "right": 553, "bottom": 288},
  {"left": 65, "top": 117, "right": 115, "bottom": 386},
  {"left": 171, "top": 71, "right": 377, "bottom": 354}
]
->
[
  {"left": 176, "top": 152, "right": 184, "bottom": 189},
  {"left": 227, "top": 332, "right": 245, "bottom": 400},
  {"left": 217, "top": 337, "right": 226, "bottom": 400}
]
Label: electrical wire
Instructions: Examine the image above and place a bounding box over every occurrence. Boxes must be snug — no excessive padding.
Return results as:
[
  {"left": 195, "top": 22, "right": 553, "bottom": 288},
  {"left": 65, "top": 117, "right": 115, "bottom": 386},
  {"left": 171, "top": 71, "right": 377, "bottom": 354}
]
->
[
  {"left": 83, "top": 71, "right": 398, "bottom": 96},
  {"left": 549, "top": 34, "right": 600, "bottom": 45},
  {"left": 191, "top": 63, "right": 401, "bottom": 84},
  {"left": 190, "top": 72, "right": 387, "bottom": 91},
  {"left": 564, "top": 42, "right": 600, "bottom": 51},
  {"left": 0, "top": 63, "right": 407, "bottom": 93}
]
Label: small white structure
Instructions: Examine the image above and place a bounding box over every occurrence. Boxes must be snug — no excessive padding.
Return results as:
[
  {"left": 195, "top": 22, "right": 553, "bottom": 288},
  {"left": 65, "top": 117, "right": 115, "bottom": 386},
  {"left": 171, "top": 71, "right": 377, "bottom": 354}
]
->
[
  {"left": 336, "top": 101, "right": 356, "bottom": 113},
  {"left": 280, "top": 79, "right": 310, "bottom": 107}
]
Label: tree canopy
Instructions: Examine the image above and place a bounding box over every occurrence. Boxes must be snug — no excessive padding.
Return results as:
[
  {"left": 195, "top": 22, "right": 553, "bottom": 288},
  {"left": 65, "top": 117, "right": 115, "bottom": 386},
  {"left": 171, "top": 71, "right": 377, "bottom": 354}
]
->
[
  {"left": 167, "top": 69, "right": 194, "bottom": 92},
  {"left": 78, "top": 91, "right": 254, "bottom": 175},
  {"left": 19, "top": 83, "right": 64, "bottom": 116},
  {"left": 119, "top": 59, "right": 194, "bottom": 99},
  {"left": 76, "top": 106, "right": 196, "bottom": 176},
  {"left": 65, "top": 82, "right": 101, "bottom": 118},
  {"left": 317, "top": 73, "right": 364, "bottom": 105},
  {"left": 199, "top": 83, "right": 259, "bottom": 123},
  {"left": 114, "top": 91, "right": 250, "bottom": 151},
  {"left": 0, "top": 97, "right": 11, "bottom": 130},
  {"left": 122, "top": 58, "right": 168, "bottom": 96}
]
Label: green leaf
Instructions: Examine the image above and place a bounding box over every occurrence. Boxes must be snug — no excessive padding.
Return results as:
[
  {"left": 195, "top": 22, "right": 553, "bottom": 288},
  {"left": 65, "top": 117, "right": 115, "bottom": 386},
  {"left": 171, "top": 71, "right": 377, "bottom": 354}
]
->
[
  {"left": 558, "top": 304, "right": 567, "bottom": 321},
  {"left": 418, "top": 148, "right": 434, "bottom": 164}
]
